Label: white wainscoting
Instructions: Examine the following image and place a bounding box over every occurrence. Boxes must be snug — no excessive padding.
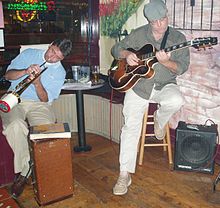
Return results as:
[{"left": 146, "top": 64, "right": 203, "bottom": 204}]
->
[{"left": 52, "top": 94, "right": 124, "bottom": 143}]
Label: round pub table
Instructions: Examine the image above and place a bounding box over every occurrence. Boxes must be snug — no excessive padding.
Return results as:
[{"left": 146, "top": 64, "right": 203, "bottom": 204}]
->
[{"left": 62, "top": 79, "right": 105, "bottom": 152}]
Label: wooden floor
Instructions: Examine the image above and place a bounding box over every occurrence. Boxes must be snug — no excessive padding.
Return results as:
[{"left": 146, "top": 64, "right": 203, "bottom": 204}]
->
[{"left": 6, "top": 133, "right": 220, "bottom": 207}]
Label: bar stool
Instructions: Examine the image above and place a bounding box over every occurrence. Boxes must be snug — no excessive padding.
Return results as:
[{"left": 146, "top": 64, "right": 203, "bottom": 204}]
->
[{"left": 138, "top": 104, "right": 173, "bottom": 169}]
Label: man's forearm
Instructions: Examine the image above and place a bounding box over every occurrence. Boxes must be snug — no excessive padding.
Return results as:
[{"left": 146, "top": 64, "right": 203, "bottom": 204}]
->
[
  {"left": 119, "top": 49, "right": 131, "bottom": 59},
  {"left": 5, "top": 69, "right": 27, "bottom": 80},
  {"left": 34, "top": 82, "right": 49, "bottom": 102},
  {"left": 161, "top": 59, "right": 178, "bottom": 73}
]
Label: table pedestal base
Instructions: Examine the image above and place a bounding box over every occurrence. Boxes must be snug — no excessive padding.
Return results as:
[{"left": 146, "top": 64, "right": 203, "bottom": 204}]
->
[
  {"left": 74, "top": 145, "right": 92, "bottom": 152},
  {"left": 74, "top": 90, "right": 92, "bottom": 152},
  {"left": 63, "top": 82, "right": 105, "bottom": 153}
]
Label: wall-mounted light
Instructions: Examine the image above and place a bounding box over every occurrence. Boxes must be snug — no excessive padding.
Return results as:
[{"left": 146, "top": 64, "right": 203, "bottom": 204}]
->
[
  {"left": 118, "top": 29, "right": 128, "bottom": 41},
  {"left": 190, "top": 0, "right": 195, "bottom": 7}
]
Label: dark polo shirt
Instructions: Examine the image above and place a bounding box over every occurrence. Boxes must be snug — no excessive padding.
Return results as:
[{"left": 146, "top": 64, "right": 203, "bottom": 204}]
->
[{"left": 111, "top": 24, "right": 190, "bottom": 99}]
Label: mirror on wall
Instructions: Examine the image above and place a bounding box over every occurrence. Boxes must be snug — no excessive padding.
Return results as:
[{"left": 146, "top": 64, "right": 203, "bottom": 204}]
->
[
  {"left": 2, "top": 0, "right": 90, "bottom": 41},
  {"left": 1, "top": 0, "right": 99, "bottom": 67}
]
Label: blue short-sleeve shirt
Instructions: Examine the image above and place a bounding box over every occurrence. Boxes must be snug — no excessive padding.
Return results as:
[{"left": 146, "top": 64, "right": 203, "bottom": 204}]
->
[{"left": 7, "top": 48, "right": 66, "bottom": 103}]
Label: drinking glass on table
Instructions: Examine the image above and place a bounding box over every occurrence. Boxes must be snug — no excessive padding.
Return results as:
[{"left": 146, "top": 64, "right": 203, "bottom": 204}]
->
[
  {"left": 91, "top": 65, "right": 100, "bottom": 84},
  {"left": 72, "top": 65, "right": 80, "bottom": 82}
]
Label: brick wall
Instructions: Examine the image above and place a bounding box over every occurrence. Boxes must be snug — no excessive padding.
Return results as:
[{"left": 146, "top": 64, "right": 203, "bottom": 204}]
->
[{"left": 169, "top": 31, "right": 220, "bottom": 140}]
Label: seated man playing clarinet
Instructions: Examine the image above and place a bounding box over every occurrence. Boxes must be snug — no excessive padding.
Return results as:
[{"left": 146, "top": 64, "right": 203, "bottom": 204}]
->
[{"left": 0, "top": 38, "right": 72, "bottom": 198}]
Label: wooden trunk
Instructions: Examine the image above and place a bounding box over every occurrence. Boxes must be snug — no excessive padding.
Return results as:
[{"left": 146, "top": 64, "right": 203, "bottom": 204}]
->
[{"left": 29, "top": 137, "right": 73, "bottom": 206}]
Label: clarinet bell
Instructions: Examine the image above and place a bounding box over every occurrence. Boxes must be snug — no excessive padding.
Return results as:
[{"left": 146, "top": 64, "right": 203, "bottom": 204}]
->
[{"left": 0, "top": 92, "right": 21, "bottom": 113}]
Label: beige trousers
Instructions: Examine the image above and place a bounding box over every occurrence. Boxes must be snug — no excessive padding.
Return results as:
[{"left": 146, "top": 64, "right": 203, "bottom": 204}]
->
[
  {"left": 119, "top": 84, "right": 185, "bottom": 173},
  {"left": 0, "top": 100, "right": 56, "bottom": 177}
]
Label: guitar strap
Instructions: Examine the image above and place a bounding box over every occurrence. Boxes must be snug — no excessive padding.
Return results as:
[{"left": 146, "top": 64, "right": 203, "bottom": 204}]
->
[{"left": 160, "top": 26, "right": 169, "bottom": 50}]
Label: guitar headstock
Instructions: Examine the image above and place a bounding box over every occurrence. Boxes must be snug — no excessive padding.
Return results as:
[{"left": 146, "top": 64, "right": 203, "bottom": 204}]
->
[{"left": 192, "top": 37, "right": 218, "bottom": 50}]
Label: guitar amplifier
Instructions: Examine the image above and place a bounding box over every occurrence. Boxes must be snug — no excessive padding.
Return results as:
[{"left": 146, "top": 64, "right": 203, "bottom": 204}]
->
[
  {"left": 174, "top": 121, "right": 217, "bottom": 174},
  {"left": 29, "top": 126, "right": 73, "bottom": 206}
]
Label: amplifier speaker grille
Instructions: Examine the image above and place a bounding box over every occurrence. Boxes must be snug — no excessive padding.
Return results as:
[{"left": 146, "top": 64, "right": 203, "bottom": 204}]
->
[{"left": 174, "top": 121, "right": 217, "bottom": 174}]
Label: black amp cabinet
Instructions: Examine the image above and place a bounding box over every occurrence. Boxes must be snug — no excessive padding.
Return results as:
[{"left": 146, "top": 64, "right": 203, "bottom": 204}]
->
[{"left": 174, "top": 121, "right": 218, "bottom": 174}]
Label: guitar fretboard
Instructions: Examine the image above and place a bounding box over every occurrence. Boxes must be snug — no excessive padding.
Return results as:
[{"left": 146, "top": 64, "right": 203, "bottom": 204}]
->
[
  {"left": 142, "top": 41, "right": 191, "bottom": 60},
  {"left": 141, "top": 37, "right": 217, "bottom": 61},
  {"left": 165, "top": 41, "right": 191, "bottom": 52}
]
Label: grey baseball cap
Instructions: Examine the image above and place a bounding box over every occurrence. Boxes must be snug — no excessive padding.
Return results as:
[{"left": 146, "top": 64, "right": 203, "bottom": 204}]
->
[{"left": 143, "top": 0, "right": 168, "bottom": 21}]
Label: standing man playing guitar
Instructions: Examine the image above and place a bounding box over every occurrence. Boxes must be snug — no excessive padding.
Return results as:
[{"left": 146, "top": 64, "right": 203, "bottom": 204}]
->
[{"left": 111, "top": 0, "right": 190, "bottom": 195}]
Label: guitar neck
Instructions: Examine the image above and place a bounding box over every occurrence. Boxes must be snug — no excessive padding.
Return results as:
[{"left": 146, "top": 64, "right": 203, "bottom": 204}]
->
[
  {"left": 144, "top": 41, "right": 192, "bottom": 60},
  {"left": 164, "top": 40, "right": 192, "bottom": 53}
]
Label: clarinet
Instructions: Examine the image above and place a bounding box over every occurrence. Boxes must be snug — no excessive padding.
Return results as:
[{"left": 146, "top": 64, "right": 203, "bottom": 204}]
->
[
  {"left": 13, "top": 62, "right": 48, "bottom": 95},
  {"left": 0, "top": 62, "right": 48, "bottom": 113}
]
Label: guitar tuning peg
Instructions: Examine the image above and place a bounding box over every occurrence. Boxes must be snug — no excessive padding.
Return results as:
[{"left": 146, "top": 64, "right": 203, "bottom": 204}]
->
[
  {"left": 198, "top": 45, "right": 206, "bottom": 51},
  {"left": 208, "top": 43, "right": 213, "bottom": 49}
]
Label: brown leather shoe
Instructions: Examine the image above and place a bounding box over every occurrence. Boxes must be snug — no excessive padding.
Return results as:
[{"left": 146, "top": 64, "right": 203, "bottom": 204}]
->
[{"left": 11, "top": 174, "right": 28, "bottom": 198}]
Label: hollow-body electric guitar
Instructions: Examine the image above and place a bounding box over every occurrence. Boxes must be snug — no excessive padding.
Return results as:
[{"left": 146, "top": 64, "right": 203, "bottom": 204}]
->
[{"left": 108, "top": 37, "right": 218, "bottom": 92}]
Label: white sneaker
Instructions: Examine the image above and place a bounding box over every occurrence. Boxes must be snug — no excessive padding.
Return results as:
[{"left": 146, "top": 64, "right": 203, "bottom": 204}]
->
[
  {"left": 153, "top": 111, "right": 165, "bottom": 140},
  {"left": 113, "top": 174, "right": 132, "bottom": 195}
]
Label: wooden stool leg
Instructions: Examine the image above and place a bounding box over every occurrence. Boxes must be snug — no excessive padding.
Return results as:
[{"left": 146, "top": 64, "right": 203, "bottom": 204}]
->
[
  {"left": 163, "top": 135, "right": 167, "bottom": 152},
  {"left": 138, "top": 110, "right": 148, "bottom": 166},
  {"left": 138, "top": 106, "right": 173, "bottom": 170},
  {"left": 166, "top": 124, "right": 173, "bottom": 168}
]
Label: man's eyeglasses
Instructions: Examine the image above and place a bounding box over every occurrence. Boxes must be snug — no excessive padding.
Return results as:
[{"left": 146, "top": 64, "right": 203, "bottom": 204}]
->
[{"left": 150, "top": 16, "right": 167, "bottom": 25}]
